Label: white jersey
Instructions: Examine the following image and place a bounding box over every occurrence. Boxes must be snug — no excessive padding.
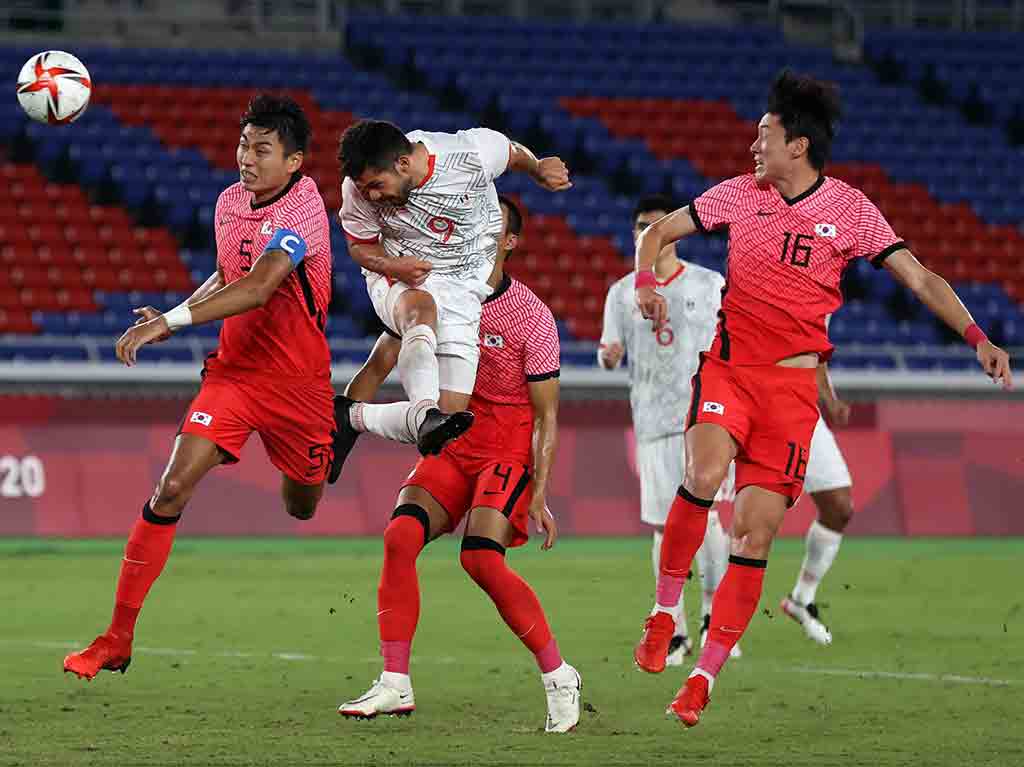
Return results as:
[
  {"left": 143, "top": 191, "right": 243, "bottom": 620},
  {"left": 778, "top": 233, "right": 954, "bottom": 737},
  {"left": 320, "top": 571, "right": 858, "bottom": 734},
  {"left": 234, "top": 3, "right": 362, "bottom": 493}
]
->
[
  {"left": 340, "top": 128, "right": 510, "bottom": 279},
  {"left": 601, "top": 260, "right": 724, "bottom": 442}
]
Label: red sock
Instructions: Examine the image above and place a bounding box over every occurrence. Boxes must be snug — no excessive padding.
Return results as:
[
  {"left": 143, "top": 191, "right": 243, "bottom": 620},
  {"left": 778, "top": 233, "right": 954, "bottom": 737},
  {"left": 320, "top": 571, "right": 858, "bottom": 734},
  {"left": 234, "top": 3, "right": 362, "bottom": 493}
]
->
[
  {"left": 377, "top": 508, "right": 429, "bottom": 674},
  {"left": 108, "top": 503, "right": 179, "bottom": 640},
  {"left": 656, "top": 487, "right": 712, "bottom": 605},
  {"left": 696, "top": 555, "right": 766, "bottom": 677},
  {"left": 460, "top": 538, "right": 561, "bottom": 673}
]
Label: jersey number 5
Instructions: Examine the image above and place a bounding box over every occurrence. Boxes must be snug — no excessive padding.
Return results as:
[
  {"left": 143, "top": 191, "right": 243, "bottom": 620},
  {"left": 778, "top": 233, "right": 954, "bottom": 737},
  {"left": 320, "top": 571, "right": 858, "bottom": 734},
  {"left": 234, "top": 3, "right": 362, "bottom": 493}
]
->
[{"left": 239, "top": 239, "right": 254, "bottom": 272}]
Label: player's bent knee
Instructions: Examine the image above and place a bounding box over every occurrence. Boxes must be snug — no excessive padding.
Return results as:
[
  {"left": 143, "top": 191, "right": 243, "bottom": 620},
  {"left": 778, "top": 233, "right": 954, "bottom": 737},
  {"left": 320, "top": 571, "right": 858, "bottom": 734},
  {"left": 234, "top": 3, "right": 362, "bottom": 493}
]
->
[
  {"left": 152, "top": 474, "right": 192, "bottom": 512},
  {"left": 387, "top": 504, "right": 432, "bottom": 551},
  {"left": 817, "top": 491, "right": 854, "bottom": 531},
  {"left": 285, "top": 499, "right": 316, "bottom": 521},
  {"left": 687, "top": 465, "right": 728, "bottom": 499},
  {"left": 460, "top": 536, "right": 506, "bottom": 583}
]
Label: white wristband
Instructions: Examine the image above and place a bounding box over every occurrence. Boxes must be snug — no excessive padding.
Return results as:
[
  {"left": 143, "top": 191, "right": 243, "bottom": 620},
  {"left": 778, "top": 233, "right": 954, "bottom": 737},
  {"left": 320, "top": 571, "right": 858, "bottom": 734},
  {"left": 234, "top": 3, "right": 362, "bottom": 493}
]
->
[{"left": 162, "top": 303, "right": 193, "bottom": 331}]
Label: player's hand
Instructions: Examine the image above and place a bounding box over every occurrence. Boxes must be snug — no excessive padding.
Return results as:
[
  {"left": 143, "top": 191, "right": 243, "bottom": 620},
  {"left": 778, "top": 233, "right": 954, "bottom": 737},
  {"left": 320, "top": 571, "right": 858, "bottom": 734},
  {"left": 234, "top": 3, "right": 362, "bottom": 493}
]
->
[
  {"left": 823, "top": 397, "right": 851, "bottom": 427},
  {"left": 636, "top": 286, "right": 668, "bottom": 330},
  {"left": 977, "top": 340, "right": 1013, "bottom": 391},
  {"left": 388, "top": 256, "right": 432, "bottom": 287},
  {"left": 599, "top": 342, "right": 624, "bottom": 370},
  {"left": 532, "top": 157, "right": 572, "bottom": 192},
  {"left": 115, "top": 316, "right": 170, "bottom": 366},
  {"left": 132, "top": 306, "right": 171, "bottom": 342},
  {"left": 529, "top": 497, "right": 557, "bottom": 550}
]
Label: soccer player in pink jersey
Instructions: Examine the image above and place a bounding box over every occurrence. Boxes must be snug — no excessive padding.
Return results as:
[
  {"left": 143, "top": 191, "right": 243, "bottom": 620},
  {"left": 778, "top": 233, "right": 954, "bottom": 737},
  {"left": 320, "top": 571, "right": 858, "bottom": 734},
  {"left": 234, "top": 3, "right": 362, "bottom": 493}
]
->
[
  {"left": 630, "top": 71, "right": 1013, "bottom": 726},
  {"left": 64, "top": 95, "right": 335, "bottom": 681},
  {"left": 336, "top": 197, "right": 581, "bottom": 732}
]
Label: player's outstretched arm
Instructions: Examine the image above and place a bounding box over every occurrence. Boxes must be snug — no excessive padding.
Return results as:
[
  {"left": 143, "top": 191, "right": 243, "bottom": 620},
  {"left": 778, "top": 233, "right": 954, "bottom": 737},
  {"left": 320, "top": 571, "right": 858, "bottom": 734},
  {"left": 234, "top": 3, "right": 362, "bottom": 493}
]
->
[
  {"left": 508, "top": 142, "right": 572, "bottom": 192},
  {"left": 883, "top": 249, "right": 1013, "bottom": 389},
  {"left": 634, "top": 206, "right": 699, "bottom": 329},
  {"left": 345, "top": 333, "right": 401, "bottom": 401},
  {"left": 347, "top": 241, "right": 432, "bottom": 287},
  {"left": 129, "top": 270, "right": 226, "bottom": 343},
  {"left": 527, "top": 376, "right": 560, "bottom": 550},
  {"left": 114, "top": 251, "right": 293, "bottom": 366}
]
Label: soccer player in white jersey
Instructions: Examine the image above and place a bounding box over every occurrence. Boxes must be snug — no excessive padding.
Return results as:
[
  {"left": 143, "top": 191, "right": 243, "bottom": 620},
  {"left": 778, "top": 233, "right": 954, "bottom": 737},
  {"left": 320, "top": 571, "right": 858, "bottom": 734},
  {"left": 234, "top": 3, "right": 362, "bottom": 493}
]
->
[
  {"left": 599, "top": 196, "right": 734, "bottom": 668},
  {"left": 329, "top": 121, "right": 570, "bottom": 480}
]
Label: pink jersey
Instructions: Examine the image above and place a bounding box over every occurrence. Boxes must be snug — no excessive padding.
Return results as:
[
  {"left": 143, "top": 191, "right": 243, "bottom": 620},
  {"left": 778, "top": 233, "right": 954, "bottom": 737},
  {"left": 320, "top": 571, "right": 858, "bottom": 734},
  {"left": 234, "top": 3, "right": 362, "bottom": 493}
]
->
[
  {"left": 690, "top": 174, "right": 904, "bottom": 364},
  {"left": 449, "top": 275, "right": 560, "bottom": 465},
  {"left": 210, "top": 173, "right": 332, "bottom": 380}
]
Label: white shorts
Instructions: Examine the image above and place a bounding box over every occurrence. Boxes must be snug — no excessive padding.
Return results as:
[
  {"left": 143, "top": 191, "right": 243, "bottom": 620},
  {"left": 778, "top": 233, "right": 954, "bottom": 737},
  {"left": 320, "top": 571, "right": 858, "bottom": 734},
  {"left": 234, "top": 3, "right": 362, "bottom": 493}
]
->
[
  {"left": 637, "top": 433, "right": 734, "bottom": 526},
  {"left": 803, "top": 416, "right": 852, "bottom": 494},
  {"left": 718, "top": 415, "right": 852, "bottom": 501},
  {"left": 365, "top": 261, "right": 493, "bottom": 395}
]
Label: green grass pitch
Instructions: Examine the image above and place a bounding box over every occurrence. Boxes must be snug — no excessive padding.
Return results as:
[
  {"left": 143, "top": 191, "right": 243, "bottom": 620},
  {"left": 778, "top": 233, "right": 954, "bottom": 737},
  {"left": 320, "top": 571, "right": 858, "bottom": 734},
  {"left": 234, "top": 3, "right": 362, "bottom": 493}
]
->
[{"left": 1, "top": 537, "right": 1022, "bottom": 766}]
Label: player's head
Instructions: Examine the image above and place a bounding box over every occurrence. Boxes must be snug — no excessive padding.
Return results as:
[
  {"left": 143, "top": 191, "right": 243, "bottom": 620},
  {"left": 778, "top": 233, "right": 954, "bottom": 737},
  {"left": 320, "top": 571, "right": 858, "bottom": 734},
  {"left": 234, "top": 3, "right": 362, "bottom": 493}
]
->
[
  {"left": 498, "top": 194, "right": 523, "bottom": 260},
  {"left": 632, "top": 195, "right": 675, "bottom": 240},
  {"left": 633, "top": 195, "right": 678, "bottom": 258},
  {"left": 238, "top": 94, "right": 310, "bottom": 197},
  {"left": 754, "top": 70, "right": 841, "bottom": 182},
  {"left": 338, "top": 120, "right": 416, "bottom": 207}
]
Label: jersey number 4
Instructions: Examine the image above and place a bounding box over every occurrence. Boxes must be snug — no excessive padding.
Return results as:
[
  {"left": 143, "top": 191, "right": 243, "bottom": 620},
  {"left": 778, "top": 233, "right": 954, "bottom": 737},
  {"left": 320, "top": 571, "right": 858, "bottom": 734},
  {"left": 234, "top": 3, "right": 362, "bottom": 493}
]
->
[{"left": 780, "top": 232, "right": 814, "bottom": 268}]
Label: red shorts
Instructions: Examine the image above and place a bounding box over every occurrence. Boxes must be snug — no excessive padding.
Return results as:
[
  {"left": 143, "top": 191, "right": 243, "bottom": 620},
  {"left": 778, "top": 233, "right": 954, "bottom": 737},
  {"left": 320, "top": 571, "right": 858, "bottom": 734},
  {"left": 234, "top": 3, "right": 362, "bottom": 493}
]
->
[
  {"left": 403, "top": 451, "right": 533, "bottom": 548},
  {"left": 687, "top": 354, "right": 818, "bottom": 504},
  {"left": 179, "top": 370, "right": 335, "bottom": 485}
]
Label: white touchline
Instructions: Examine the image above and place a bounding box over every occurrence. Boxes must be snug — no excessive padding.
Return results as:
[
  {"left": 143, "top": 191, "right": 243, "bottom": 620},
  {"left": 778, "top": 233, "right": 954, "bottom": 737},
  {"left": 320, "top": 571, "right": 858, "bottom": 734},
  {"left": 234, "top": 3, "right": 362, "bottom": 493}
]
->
[
  {"left": 788, "top": 666, "right": 1017, "bottom": 687},
  {"left": 5, "top": 640, "right": 1020, "bottom": 687}
]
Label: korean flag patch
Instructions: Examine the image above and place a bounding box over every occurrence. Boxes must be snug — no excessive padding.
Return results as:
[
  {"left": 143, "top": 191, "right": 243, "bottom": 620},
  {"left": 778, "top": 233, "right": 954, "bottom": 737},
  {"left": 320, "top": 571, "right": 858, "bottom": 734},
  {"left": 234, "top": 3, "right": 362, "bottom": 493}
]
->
[{"left": 815, "top": 223, "right": 837, "bottom": 238}]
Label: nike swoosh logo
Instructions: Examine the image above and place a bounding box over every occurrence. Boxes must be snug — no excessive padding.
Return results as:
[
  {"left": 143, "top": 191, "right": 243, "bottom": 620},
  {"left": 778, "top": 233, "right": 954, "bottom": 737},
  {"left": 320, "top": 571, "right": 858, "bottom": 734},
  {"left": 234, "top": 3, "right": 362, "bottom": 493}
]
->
[
  {"left": 482, "top": 490, "right": 503, "bottom": 496},
  {"left": 718, "top": 626, "right": 742, "bottom": 634},
  {"left": 756, "top": 210, "right": 774, "bottom": 217}
]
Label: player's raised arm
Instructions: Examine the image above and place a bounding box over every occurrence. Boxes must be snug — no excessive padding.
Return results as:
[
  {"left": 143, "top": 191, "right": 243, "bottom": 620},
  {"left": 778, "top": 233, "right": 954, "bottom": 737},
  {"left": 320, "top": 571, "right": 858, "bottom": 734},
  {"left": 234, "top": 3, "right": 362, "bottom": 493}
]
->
[
  {"left": 881, "top": 248, "right": 1013, "bottom": 390},
  {"left": 633, "top": 206, "right": 698, "bottom": 329},
  {"left": 508, "top": 141, "right": 572, "bottom": 192}
]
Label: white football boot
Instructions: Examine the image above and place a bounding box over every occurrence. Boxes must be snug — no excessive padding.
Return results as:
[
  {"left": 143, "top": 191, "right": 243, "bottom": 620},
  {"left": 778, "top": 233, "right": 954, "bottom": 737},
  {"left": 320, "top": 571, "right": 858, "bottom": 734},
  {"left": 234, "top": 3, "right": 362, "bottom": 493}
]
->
[
  {"left": 780, "top": 597, "right": 833, "bottom": 645},
  {"left": 700, "top": 614, "right": 743, "bottom": 658},
  {"left": 543, "top": 662, "right": 582, "bottom": 733},
  {"left": 338, "top": 675, "right": 416, "bottom": 718}
]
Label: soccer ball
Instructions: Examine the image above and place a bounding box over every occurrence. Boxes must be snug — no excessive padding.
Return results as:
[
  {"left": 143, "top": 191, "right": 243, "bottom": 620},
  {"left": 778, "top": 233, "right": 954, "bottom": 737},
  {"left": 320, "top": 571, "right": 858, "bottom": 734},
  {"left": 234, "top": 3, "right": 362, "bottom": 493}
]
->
[{"left": 16, "top": 50, "right": 92, "bottom": 125}]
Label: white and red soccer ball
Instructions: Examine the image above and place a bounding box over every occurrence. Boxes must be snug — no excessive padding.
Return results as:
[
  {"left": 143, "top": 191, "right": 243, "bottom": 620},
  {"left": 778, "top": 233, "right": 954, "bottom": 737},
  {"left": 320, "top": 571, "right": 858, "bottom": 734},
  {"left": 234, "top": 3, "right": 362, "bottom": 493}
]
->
[{"left": 16, "top": 50, "right": 92, "bottom": 125}]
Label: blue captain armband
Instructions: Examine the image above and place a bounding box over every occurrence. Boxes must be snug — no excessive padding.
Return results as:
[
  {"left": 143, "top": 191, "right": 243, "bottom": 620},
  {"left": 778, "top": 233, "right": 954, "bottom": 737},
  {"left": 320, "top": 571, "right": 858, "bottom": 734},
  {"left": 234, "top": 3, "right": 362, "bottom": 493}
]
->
[{"left": 264, "top": 227, "right": 307, "bottom": 266}]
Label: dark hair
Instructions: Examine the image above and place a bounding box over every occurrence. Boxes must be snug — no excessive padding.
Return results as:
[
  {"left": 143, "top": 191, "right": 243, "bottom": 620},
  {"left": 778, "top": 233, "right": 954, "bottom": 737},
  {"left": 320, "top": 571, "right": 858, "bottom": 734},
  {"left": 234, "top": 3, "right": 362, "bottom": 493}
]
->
[
  {"left": 498, "top": 194, "right": 523, "bottom": 236},
  {"left": 766, "top": 70, "right": 841, "bottom": 171},
  {"left": 239, "top": 93, "right": 310, "bottom": 156},
  {"left": 338, "top": 120, "right": 412, "bottom": 180},
  {"left": 633, "top": 194, "right": 676, "bottom": 224}
]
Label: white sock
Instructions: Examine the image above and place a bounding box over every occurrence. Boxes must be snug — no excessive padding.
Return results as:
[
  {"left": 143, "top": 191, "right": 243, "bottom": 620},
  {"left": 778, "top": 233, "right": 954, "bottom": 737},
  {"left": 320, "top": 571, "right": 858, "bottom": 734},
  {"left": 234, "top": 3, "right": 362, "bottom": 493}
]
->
[
  {"left": 791, "top": 519, "right": 843, "bottom": 606},
  {"left": 380, "top": 670, "right": 412, "bottom": 691},
  {"left": 351, "top": 401, "right": 420, "bottom": 444},
  {"left": 398, "top": 324, "right": 439, "bottom": 415},
  {"left": 541, "top": 661, "right": 571, "bottom": 685},
  {"left": 651, "top": 529, "right": 686, "bottom": 635},
  {"left": 350, "top": 325, "right": 439, "bottom": 444},
  {"left": 696, "top": 510, "right": 729, "bottom": 618},
  {"left": 688, "top": 667, "right": 716, "bottom": 691}
]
